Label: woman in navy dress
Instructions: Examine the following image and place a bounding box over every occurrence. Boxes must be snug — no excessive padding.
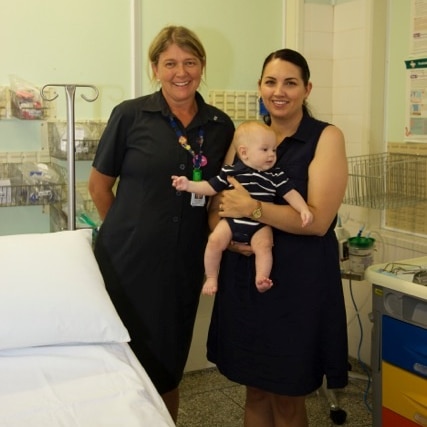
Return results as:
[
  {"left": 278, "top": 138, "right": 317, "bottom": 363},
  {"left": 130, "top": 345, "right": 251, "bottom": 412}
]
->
[
  {"left": 88, "top": 26, "right": 234, "bottom": 423},
  {"left": 207, "top": 49, "right": 349, "bottom": 426}
]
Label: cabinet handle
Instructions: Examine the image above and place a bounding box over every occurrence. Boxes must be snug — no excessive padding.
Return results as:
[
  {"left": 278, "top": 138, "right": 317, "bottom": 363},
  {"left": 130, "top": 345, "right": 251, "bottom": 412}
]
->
[
  {"left": 413, "top": 362, "right": 427, "bottom": 377},
  {"left": 414, "top": 412, "right": 427, "bottom": 425}
]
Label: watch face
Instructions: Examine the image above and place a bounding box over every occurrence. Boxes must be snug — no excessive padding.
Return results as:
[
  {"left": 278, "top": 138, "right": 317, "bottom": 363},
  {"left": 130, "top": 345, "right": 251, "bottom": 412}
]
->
[{"left": 252, "top": 207, "right": 262, "bottom": 219}]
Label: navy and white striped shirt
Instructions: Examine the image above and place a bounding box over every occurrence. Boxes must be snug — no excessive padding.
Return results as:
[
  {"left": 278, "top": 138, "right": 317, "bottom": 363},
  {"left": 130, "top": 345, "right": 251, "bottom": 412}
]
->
[{"left": 208, "top": 160, "right": 295, "bottom": 203}]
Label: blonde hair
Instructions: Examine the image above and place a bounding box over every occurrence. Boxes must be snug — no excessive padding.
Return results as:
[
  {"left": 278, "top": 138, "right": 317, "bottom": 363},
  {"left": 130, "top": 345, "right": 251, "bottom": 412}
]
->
[
  {"left": 148, "top": 25, "right": 206, "bottom": 82},
  {"left": 233, "top": 121, "right": 275, "bottom": 150}
]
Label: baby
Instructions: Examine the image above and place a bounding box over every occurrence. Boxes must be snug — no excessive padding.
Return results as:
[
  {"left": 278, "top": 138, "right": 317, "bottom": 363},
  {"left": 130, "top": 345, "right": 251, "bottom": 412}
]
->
[{"left": 172, "top": 121, "right": 313, "bottom": 295}]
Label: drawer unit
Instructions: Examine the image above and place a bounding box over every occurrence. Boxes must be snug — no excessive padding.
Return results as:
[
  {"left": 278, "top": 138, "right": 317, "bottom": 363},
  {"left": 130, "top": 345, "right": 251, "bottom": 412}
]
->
[
  {"left": 382, "top": 361, "right": 427, "bottom": 424},
  {"left": 383, "top": 407, "right": 420, "bottom": 427},
  {"left": 366, "top": 261, "right": 427, "bottom": 427},
  {"left": 382, "top": 315, "right": 427, "bottom": 377}
]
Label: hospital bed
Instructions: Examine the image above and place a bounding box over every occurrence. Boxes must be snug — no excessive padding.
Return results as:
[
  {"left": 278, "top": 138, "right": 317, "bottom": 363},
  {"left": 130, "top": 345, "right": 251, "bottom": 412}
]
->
[{"left": 0, "top": 228, "right": 175, "bottom": 427}]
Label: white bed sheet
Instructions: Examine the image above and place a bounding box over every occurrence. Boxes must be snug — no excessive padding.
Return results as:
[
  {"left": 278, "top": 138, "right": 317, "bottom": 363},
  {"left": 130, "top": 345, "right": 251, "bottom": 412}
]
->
[{"left": 0, "top": 342, "right": 175, "bottom": 427}]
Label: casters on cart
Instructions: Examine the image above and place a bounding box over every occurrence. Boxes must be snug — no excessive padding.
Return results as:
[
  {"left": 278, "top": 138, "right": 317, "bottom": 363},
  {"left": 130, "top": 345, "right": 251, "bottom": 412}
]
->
[
  {"left": 330, "top": 407, "right": 347, "bottom": 425},
  {"left": 321, "top": 378, "right": 347, "bottom": 425}
]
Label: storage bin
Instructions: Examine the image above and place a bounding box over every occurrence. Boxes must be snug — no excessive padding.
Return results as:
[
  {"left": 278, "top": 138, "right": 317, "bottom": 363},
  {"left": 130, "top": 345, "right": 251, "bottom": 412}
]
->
[
  {"left": 0, "top": 162, "right": 65, "bottom": 207},
  {"left": 10, "top": 90, "right": 46, "bottom": 120},
  {"left": 45, "top": 121, "right": 106, "bottom": 160}
]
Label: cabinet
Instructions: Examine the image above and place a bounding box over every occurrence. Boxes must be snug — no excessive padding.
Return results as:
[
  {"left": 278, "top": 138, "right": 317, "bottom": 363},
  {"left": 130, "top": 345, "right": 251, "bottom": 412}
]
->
[{"left": 367, "top": 260, "right": 427, "bottom": 427}]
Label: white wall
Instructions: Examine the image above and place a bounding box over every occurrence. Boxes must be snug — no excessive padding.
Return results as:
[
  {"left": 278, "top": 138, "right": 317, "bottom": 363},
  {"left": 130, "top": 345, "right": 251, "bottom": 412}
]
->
[
  {"left": 140, "top": 0, "right": 284, "bottom": 96},
  {"left": 332, "top": 0, "right": 377, "bottom": 370},
  {"left": 302, "top": 0, "right": 384, "bottom": 366},
  {"left": 0, "top": 0, "right": 133, "bottom": 119},
  {"left": 385, "top": 0, "right": 411, "bottom": 142},
  {"left": 303, "top": 0, "right": 427, "bottom": 367}
]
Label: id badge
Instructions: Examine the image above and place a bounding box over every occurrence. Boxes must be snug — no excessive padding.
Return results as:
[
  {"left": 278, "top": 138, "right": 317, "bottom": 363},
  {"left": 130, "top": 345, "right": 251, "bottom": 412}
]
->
[
  {"left": 190, "top": 168, "right": 205, "bottom": 206},
  {"left": 191, "top": 192, "right": 206, "bottom": 207}
]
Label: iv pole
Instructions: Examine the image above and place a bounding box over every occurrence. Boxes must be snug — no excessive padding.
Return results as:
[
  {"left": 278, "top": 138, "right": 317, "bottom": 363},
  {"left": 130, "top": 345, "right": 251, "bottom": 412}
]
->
[{"left": 40, "top": 84, "right": 99, "bottom": 230}]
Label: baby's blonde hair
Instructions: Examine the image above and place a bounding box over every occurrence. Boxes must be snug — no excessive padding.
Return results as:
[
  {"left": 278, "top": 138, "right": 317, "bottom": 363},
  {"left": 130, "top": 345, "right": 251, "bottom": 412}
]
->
[{"left": 233, "top": 121, "right": 275, "bottom": 150}]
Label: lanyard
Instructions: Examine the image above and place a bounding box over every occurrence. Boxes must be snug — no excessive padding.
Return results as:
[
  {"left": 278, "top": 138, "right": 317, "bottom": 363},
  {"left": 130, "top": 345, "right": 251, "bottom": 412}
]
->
[{"left": 168, "top": 116, "right": 206, "bottom": 180}]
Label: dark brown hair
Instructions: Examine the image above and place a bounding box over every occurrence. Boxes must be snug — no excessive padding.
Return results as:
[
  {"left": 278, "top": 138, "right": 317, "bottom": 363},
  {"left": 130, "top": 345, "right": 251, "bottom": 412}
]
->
[{"left": 259, "top": 48, "right": 312, "bottom": 122}]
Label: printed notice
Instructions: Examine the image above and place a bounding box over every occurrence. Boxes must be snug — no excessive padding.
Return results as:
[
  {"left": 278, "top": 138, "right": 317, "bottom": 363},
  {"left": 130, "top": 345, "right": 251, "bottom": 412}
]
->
[{"left": 405, "top": 58, "right": 427, "bottom": 141}]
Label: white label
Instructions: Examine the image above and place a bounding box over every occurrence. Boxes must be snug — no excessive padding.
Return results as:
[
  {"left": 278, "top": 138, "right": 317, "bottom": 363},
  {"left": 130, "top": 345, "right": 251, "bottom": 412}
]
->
[{"left": 0, "top": 179, "right": 12, "bottom": 205}]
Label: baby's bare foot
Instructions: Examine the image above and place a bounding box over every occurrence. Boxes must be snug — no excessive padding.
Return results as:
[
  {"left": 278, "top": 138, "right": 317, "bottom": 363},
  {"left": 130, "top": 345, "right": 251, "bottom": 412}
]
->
[{"left": 256, "top": 277, "right": 273, "bottom": 293}]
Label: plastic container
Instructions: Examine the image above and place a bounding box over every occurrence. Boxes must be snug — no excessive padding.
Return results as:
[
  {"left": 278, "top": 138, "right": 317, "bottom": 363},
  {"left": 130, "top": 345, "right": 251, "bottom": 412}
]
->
[{"left": 348, "top": 236, "right": 375, "bottom": 274}]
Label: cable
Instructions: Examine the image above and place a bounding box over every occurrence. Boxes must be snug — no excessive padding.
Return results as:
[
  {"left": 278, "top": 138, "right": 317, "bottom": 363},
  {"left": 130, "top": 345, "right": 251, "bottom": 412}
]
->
[{"left": 348, "top": 277, "right": 372, "bottom": 413}]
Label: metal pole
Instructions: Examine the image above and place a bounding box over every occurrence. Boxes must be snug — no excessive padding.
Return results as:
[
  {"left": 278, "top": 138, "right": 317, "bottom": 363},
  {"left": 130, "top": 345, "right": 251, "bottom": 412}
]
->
[
  {"left": 64, "top": 85, "right": 77, "bottom": 230},
  {"left": 40, "top": 84, "right": 99, "bottom": 230}
]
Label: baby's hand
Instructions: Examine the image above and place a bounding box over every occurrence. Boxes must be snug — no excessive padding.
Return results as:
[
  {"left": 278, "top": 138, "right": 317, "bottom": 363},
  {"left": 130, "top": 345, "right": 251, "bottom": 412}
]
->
[
  {"left": 301, "top": 209, "right": 314, "bottom": 227},
  {"left": 171, "top": 175, "right": 189, "bottom": 191}
]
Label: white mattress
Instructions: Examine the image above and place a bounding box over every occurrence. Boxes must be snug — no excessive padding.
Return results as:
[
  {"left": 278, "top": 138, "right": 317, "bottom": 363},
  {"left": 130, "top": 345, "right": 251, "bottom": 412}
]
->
[{"left": 0, "top": 342, "right": 175, "bottom": 427}]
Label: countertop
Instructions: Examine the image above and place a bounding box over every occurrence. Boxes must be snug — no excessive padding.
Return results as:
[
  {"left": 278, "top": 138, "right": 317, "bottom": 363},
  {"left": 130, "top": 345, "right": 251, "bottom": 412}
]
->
[{"left": 365, "top": 255, "right": 427, "bottom": 300}]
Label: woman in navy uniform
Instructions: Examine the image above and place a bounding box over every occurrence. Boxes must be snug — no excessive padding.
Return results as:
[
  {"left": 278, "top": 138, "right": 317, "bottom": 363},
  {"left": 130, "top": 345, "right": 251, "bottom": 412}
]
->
[{"left": 89, "top": 26, "right": 234, "bottom": 423}]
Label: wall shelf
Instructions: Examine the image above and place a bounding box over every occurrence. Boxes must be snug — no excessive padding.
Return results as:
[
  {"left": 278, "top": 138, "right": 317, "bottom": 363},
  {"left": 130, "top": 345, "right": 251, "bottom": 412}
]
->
[{"left": 208, "top": 90, "right": 260, "bottom": 121}]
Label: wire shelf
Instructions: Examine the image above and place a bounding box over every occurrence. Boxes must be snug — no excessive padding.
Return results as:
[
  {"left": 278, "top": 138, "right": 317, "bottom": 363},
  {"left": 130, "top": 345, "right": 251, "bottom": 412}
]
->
[
  {"left": 0, "top": 162, "right": 65, "bottom": 207},
  {"left": 45, "top": 120, "right": 106, "bottom": 160},
  {"left": 343, "top": 152, "right": 427, "bottom": 209}
]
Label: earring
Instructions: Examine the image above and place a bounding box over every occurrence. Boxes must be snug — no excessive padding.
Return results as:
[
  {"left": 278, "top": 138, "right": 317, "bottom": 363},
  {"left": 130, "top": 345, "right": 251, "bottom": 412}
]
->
[{"left": 258, "top": 97, "right": 268, "bottom": 115}]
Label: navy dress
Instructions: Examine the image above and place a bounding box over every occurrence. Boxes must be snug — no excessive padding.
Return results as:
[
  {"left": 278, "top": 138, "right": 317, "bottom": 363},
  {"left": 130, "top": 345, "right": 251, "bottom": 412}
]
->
[
  {"left": 207, "top": 112, "right": 349, "bottom": 395},
  {"left": 93, "top": 91, "right": 234, "bottom": 394}
]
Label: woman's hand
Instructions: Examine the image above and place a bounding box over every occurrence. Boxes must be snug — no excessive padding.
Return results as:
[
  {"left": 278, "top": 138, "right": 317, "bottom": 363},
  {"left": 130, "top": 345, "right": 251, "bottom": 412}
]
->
[
  {"left": 227, "top": 241, "right": 254, "bottom": 257},
  {"left": 219, "top": 177, "right": 257, "bottom": 219},
  {"left": 216, "top": 177, "right": 257, "bottom": 257},
  {"left": 88, "top": 167, "right": 116, "bottom": 220}
]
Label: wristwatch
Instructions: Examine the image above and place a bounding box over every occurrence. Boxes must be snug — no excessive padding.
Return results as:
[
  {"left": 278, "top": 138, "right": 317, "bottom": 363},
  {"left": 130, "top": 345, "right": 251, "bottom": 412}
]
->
[{"left": 251, "top": 201, "right": 263, "bottom": 220}]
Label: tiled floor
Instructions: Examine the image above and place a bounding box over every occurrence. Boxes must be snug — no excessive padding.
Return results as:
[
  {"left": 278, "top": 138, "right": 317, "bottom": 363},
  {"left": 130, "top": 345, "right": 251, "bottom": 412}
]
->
[{"left": 177, "top": 359, "right": 372, "bottom": 427}]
